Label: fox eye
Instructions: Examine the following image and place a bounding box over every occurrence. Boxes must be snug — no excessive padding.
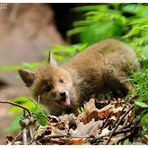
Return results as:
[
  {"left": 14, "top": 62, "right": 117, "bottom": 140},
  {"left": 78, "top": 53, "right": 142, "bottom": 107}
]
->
[
  {"left": 43, "top": 85, "right": 51, "bottom": 92},
  {"left": 59, "top": 78, "right": 64, "bottom": 83}
]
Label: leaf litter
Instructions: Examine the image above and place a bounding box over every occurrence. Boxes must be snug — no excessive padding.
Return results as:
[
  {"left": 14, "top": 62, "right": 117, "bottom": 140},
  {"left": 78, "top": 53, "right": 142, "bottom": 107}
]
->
[{"left": 4, "top": 96, "right": 146, "bottom": 145}]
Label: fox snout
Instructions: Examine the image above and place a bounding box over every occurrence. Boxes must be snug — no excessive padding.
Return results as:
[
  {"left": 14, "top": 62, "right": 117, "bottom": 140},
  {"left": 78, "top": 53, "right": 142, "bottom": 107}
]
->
[{"left": 55, "top": 90, "right": 70, "bottom": 107}]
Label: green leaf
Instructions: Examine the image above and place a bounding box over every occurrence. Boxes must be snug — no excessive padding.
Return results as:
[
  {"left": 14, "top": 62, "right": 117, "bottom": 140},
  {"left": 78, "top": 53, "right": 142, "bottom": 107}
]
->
[
  {"left": 80, "top": 21, "right": 123, "bottom": 44},
  {"left": 78, "top": 107, "right": 84, "bottom": 113},
  {"left": 72, "top": 5, "right": 108, "bottom": 12},
  {"left": 141, "top": 114, "right": 148, "bottom": 126},
  {"left": 67, "top": 27, "right": 85, "bottom": 36},
  {"left": 135, "top": 101, "right": 148, "bottom": 108},
  {"left": 8, "top": 105, "right": 22, "bottom": 112},
  {"left": 22, "top": 102, "right": 36, "bottom": 110},
  {"left": 122, "top": 4, "right": 143, "bottom": 14},
  {"left": 8, "top": 100, "right": 36, "bottom": 112},
  {"left": 123, "top": 139, "right": 132, "bottom": 145},
  {"left": 12, "top": 96, "right": 29, "bottom": 103},
  {"left": 33, "top": 113, "right": 47, "bottom": 126},
  {"left": 142, "top": 46, "right": 148, "bottom": 60},
  {"left": 22, "top": 62, "right": 41, "bottom": 69},
  {"left": 0, "top": 62, "right": 42, "bottom": 71},
  {"left": 0, "top": 65, "right": 23, "bottom": 70}
]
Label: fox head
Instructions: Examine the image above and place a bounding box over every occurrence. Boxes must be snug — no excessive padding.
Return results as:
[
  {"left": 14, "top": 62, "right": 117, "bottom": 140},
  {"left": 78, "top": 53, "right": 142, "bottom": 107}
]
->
[{"left": 18, "top": 51, "right": 73, "bottom": 108}]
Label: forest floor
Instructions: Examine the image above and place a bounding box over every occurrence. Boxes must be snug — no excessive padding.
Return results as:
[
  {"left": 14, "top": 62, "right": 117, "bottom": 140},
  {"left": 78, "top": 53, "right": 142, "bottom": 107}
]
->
[{"left": 3, "top": 97, "right": 146, "bottom": 145}]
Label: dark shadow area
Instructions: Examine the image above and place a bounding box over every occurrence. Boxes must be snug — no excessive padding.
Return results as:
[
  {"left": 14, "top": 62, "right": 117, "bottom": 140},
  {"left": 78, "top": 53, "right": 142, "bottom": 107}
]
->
[{"left": 51, "top": 3, "right": 84, "bottom": 43}]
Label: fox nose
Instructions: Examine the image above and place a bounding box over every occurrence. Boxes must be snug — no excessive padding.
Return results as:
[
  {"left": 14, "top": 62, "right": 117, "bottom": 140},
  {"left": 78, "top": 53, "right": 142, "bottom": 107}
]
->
[{"left": 59, "top": 92, "right": 66, "bottom": 97}]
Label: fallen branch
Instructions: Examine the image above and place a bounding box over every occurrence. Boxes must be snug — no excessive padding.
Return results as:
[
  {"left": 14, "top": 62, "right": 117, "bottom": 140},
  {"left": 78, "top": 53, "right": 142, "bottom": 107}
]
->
[
  {"left": 92, "top": 124, "right": 139, "bottom": 145},
  {"left": 106, "top": 104, "right": 134, "bottom": 144},
  {"left": 0, "top": 100, "right": 31, "bottom": 116},
  {"left": 37, "top": 134, "right": 89, "bottom": 143}
]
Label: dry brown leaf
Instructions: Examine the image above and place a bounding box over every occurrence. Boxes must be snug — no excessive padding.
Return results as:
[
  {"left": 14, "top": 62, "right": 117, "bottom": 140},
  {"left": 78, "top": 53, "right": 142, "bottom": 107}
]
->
[
  {"left": 79, "top": 98, "right": 113, "bottom": 124},
  {"left": 64, "top": 138, "right": 87, "bottom": 145},
  {"left": 69, "top": 119, "right": 103, "bottom": 136},
  {"left": 98, "top": 110, "right": 110, "bottom": 119},
  {"left": 78, "top": 98, "right": 99, "bottom": 124},
  {"left": 45, "top": 124, "right": 66, "bottom": 136},
  {"left": 95, "top": 126, "right": 111, "bottom": 142}
]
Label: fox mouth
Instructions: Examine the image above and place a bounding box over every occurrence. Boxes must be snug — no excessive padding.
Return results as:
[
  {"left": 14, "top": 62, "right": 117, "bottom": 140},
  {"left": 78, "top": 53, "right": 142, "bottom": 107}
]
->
[{"left": 57, "top": 96, "right": 70, "bottom": 107}]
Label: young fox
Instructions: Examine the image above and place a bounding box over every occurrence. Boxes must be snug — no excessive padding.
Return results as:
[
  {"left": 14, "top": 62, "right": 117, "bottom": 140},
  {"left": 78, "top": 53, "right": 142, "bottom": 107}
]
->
[{"left": 18, "top": 39, "right": 140, "bottom": 115}]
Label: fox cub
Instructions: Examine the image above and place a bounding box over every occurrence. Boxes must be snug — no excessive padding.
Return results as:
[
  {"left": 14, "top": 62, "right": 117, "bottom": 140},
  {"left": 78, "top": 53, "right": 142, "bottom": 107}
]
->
[{"left": 18, "top": 39, "right": 140, "bottom": 115}]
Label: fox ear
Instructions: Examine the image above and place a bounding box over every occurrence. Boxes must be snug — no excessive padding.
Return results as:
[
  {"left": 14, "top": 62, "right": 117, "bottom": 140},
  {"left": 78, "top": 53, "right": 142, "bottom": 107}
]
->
[
  {"left": 48, "top": 50, "right": 58, "bottom": 66},
  {"left": 18, "top": 69, "right": 35, "bottom": 87}
]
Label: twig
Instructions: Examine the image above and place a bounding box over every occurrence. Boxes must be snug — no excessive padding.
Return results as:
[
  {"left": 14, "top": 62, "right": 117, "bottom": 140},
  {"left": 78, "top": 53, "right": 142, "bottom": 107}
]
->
[
  {"left": 23, "top": 109, "right": 26, "bottom": 117},
  {"left": 117, "top": 133, "right": 131, "bottom": 144},
  {"left": 28, "top": 121, "right": 41, "bottom": 145},
  {"left": 119, "top": 115, "right": 139, "bottom": 131},
  {"left": 116, "top": 125, "right": 140, "bottom": 144},
  {"left": 106, "top": 104, "right": 134, "bottom": 144},
  {"left": 104, "top": 96, "right": 134, "bottom": 144},
  {"left": 99, "top": 112, "right": 112, "bottom": 134},
  {"left": 110, "top": 99, "right": 130, "bottom": 129},
  {"left": 92, "top": 124, "right": 138, "bottom": 144},
  {"left": 114, "top": 125, "right": 139, "bottom": 135},
  {"left": 29, "top": 126, "right": 33, "bottom": 139},
  {"left": 113, "top": 96, "right": 134, "bottom": 125},
  {"left": 22, "top": 128, "right": 28, "bottom": 145},
  {"left": 11, "top": 131, "right": 22, "bottom": 145},
  {"left": 0, "top": 100, "right": 31, "bottom": 116},
  {"left": 38, "top": 135, "right": 89, "bottom": 143},
  {"left": 36, "top": 141, "right": 42, "bottom": 145}
]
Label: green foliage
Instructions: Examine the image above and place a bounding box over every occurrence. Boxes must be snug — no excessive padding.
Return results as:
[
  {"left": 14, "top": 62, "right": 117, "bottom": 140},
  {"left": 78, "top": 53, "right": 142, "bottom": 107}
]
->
[
  {"left": 78, "top": 107, "right": 84, "bottom": 114},
  {"left": 123, "top": 139, "right": 132, "bottom": 145},
  {"left": 68, "top": 4, "right": 148, "bottom": 57},
  {"left": 123, "top": 17, "right": 148, "bottom": 60},
  {"left": 6, "top": 96, "right": 48, "bottom": 132},
  {"left": 129, "top": 65, "right": 148, "bottom": 135},
  {"left": 122, "top": 4, "right": 148, "bottom": 16},
  {"left": 135, "top": 101, "right": 148, "bottom": 108},
  {"left": 45, "top": 43, "right": 88, "bottom": 63},
  {"left": 140, "top": 114, "right": 148, "bottom": 134},
  {"left": 68, "top": 4, "right": 126, "bottom": 44},
  {"left": 130, "top": 68, "right": 148, "bottom": 102},
  {"left": 0, "top": 62, "right": 44, "bottom": 71}
]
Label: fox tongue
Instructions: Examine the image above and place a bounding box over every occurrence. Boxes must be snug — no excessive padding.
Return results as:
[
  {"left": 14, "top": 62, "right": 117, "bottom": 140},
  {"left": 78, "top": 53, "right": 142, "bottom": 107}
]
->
[{"left": 63, "top": 97, "right": 70, "bottom": 107}]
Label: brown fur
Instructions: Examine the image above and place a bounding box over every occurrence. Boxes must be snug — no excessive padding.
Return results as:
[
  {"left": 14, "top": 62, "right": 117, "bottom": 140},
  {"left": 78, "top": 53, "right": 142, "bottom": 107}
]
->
[{"left": 18, "top": 39, "right": 140, "bottom": 115}]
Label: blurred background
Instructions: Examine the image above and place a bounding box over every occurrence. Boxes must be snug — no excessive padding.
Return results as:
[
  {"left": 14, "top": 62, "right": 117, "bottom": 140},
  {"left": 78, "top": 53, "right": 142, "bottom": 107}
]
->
[{"left": 0, "top": 3, "right": 147, "bottom": 144}]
